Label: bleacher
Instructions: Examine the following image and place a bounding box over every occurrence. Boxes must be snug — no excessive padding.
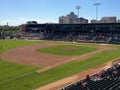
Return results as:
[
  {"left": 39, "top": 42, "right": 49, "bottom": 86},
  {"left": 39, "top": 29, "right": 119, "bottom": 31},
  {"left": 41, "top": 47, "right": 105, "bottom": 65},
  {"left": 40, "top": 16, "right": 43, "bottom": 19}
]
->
[
  {"left": 21, "top": 25, "right": 120, "bottom": 44},
  {"left": 60, "top": 63, "right": 120, "bottom": 90},
  {"left": 42, "top": 32, "right": 120, "bottom": 44}
]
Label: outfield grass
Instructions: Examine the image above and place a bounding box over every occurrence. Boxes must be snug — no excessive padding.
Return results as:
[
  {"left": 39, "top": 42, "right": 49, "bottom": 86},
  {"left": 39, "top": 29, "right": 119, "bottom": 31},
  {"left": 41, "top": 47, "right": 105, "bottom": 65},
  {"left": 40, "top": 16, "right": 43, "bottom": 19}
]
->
[
  {"left": 0, "top": 40, "right": 120, "bottom": 90},
  {"left": 37, "top": 45, "right": 97, "bottom": 56},
  {"left": 0, "top": 59, "right": 38, "bottom": 82},
  {"left": 0, "top": 40, "right": 40, "bottom": 53}
]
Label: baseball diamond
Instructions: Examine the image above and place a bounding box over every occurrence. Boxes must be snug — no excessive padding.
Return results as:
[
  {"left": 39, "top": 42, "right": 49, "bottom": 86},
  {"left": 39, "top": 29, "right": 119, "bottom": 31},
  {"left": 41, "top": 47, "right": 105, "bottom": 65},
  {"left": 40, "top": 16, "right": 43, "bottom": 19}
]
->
[{"left": 0, "top": 39, "right": 120, "bottom": 90}]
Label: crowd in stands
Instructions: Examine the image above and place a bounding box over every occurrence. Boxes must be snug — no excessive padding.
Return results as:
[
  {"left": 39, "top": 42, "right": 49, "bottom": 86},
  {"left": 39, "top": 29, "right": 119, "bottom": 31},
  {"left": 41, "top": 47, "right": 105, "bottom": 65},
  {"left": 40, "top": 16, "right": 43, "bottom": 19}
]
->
[
  {"left": 42, "top": 32, "right": 120, "bottom": 44},
  {"left": 60, "top": 63, "right": 120, "bottom": 90},
  {"left": 19, "top": 31, "right": 120, "bottom": 44}
]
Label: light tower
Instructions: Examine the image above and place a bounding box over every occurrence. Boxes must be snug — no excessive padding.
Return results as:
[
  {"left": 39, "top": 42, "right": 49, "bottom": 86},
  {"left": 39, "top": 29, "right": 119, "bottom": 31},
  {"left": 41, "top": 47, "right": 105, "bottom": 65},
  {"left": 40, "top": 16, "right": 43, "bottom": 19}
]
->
[
  {"left": 76, "top": 6, "right": 81, "bottom": 18},
  {"left": 93, "top": 3, "right": 101, "bottom": 21}
]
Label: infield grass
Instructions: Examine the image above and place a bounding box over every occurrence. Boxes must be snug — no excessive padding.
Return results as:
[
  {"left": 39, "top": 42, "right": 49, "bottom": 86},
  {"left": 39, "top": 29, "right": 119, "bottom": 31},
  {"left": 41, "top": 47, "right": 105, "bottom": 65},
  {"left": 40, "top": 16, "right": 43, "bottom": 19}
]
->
[
  {"left": 37, "top": 45, "right": 97, "bottom": 56},
  {"left": 0, "top": 40, "right": 120, "bottom": 90}
]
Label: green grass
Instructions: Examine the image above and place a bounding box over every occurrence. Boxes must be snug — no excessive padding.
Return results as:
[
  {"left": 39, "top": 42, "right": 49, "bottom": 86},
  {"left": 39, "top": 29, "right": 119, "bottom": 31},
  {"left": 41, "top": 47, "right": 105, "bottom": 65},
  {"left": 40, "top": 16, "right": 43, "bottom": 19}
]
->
[
  {"left": 0, "top": 40, "right": 120, "bottom": 90},
  {"left": 1, "top": 45, "right": 120, "bottom": 90},
  {"left": 0, "top": 59, "right": 38, "bottom": 82},
  {"left": 0, "top": 40, "right": 41, "bottom": 90},
  {"left": 0, "top": 40, "right": 41, "bottom": 53},
  {"left": 37, "top": 45, "right": 97, "bottom": 56}
]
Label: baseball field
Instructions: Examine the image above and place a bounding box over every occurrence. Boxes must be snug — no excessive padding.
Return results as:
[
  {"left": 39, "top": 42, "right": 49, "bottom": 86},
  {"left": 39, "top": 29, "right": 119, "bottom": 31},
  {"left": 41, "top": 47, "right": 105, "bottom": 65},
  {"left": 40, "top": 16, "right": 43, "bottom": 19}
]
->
[{"left": 0, "top": 40, "right": 120, "bottom": 90}]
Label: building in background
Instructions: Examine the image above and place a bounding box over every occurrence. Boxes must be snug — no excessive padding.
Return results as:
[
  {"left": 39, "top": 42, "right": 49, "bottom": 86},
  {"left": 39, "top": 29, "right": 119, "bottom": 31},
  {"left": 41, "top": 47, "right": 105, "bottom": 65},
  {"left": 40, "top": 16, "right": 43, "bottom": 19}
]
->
[
  {"left": 117, "top": 19, "right": 120, "bottom": 23},
  {"left": 90, "top": 19, "right": 99, "bottom": 23},
  {"left": 99, "top": 16, "right": 117, "bottom": 23},
  {"left": 59, "top": 16, "right": 69, "bottom": 24},
  {"left": 90, "top": 16, "right": 117, "bottom": 23},
  {"left": 59, "top": 12, "right": 77, "bottom": 24},
  {"left": 59, "top": 12, "right": 88, "bottom": 24},
  {"left": 76, "top": 17, "right": 88, "bottom": 24},
  {"left": 91, "top": 19, "right": 98, "bottom": 23}
]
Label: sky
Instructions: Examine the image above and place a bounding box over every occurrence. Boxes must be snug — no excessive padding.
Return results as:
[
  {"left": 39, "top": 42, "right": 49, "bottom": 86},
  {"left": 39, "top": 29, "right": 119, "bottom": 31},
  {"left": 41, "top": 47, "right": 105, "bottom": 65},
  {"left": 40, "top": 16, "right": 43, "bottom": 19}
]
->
[{"left": 0, "top": 0, "right": 120, "bottom": 26}]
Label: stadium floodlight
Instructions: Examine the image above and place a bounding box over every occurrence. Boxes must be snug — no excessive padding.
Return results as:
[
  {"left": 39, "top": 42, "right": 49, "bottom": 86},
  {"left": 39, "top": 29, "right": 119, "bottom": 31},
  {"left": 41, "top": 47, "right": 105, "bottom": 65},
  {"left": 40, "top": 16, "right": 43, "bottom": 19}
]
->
[
  {"left": 76, "top": 6, "right": 81, "bottom": 18},
  {"left": 93, "top": 3, "right": 101, "bottom": 21}
]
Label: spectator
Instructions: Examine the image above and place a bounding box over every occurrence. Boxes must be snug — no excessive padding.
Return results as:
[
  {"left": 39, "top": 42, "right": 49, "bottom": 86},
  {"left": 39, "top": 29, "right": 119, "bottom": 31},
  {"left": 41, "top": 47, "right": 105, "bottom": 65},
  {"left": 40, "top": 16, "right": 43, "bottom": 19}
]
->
[{"left": 86, "top": 74, "right": 90, "bottom": 81}]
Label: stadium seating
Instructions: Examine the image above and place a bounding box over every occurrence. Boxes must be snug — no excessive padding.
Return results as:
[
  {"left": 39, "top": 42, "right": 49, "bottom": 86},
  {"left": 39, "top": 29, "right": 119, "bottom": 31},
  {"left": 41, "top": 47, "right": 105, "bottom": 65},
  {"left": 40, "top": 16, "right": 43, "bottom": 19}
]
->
[
  {"left": 42, "top": 31, "right": 120, "bottom": 44},
  {"left": 60, "top": 63, "right": 120, "bottom": 90}
]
